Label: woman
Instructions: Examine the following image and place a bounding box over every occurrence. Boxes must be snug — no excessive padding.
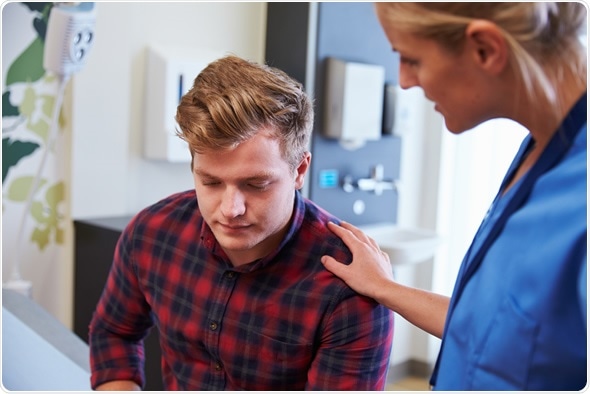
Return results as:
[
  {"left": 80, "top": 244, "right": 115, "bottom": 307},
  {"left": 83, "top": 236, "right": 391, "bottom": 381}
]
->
[{"left": 321, "top": 3, "right": 586, "bottom": 390}]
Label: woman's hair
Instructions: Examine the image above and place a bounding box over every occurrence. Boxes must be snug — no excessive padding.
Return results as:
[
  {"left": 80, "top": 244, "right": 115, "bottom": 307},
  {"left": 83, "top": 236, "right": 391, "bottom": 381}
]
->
[
  {"left": 176, "top": 55, "right": 314, "bottom": 170},
  {"left": 375, "top": 2, "right": 587, "bottom": 107}
]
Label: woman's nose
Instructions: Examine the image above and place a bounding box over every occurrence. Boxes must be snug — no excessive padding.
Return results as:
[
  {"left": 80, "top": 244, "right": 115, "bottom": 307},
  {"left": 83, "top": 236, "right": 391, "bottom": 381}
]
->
[
  {"left": 398, "top": 67, "right": 418, "bottom": 89},
  {"left": 220, "top": 187, "right": 246, "bottom": 218}
]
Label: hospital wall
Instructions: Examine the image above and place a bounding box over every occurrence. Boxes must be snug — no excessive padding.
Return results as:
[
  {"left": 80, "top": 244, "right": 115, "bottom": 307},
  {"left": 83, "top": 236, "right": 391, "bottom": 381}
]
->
[{"left": 3, "top": 1, "right": 445, "bottom": 373}]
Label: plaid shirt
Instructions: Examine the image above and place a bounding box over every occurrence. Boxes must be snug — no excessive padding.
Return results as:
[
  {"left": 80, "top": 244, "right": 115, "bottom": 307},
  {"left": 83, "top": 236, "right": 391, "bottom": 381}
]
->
[{"left": 89, "top": 190, "right": 394, "bottom": 390}]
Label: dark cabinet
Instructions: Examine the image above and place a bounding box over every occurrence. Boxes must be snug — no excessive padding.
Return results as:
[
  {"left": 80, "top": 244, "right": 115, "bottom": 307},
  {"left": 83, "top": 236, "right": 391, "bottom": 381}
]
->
[{"left": 73, "top": 217, "right": 163, "bottom": 390}]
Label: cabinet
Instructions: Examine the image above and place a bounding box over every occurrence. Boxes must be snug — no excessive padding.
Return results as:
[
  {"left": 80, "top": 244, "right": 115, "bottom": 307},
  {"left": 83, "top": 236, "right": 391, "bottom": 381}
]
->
[{"left": 73, "top": 217, "right": 163, "bottom": 390}]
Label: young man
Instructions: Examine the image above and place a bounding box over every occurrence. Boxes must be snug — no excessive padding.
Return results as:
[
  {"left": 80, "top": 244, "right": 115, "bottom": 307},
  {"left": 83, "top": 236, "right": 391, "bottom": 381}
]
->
[{"left": 89, "top": 55, "right": 394, "bottom": 390}]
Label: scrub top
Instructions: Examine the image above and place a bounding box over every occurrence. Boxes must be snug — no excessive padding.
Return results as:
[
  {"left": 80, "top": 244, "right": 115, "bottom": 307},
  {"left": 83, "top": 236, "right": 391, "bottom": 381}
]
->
[{"left": 431, "top": 93, "right": 587, "bottom": 390}]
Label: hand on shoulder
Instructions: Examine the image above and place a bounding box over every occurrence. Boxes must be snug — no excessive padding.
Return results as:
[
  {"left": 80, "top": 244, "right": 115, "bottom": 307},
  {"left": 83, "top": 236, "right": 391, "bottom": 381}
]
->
[{"left": 321, "top": 221, "right": 395, "bottom": 301}]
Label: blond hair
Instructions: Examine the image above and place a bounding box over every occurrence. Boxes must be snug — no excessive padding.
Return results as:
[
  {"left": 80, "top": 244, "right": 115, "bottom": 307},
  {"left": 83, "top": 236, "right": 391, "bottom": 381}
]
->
[
  {"left": 176, "top": 55, "right": 313, "bottom": 170},
  {"left": 375, "top": 2, "right": 587, "bottom": 108}
]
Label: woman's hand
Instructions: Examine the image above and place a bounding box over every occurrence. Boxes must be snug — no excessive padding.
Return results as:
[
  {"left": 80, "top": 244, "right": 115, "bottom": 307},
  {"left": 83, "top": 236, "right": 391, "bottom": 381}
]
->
[
  {"left": 322, "top": 221, "right": 449, "bottom": 338},
  {"left": 321, "top": 221, "right": 395, "bottom": 301}
]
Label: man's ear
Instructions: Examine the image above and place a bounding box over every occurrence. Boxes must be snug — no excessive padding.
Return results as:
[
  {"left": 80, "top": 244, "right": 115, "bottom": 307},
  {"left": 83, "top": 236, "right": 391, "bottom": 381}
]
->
[
  {"left": 294, "top": 152, "right": 311, "bottom": 190},
  {"left": 465, "top": 20, "right": 509, "bottom": 75}
]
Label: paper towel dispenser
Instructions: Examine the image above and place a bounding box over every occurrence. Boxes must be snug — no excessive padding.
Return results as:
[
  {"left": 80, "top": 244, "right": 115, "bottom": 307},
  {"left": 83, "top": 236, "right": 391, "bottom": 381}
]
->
[
  {"left": 323, "top": 57, "right": 385, "bottom": 150},
  {"left": 143, "top": 45, "right": 226, "bottom": 162}
]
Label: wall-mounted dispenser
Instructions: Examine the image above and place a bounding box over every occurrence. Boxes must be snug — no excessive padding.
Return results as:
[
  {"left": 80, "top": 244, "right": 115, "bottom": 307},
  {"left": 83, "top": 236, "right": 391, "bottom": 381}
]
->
[
  {"left": 323, "top": 57, "right": 385, "bottom": 150},
  {"left": 143, "top": 46, "right": 226, "bottom": 162},
  {"left": 43, "top": 2, "right": 96, "bottom": 76}
]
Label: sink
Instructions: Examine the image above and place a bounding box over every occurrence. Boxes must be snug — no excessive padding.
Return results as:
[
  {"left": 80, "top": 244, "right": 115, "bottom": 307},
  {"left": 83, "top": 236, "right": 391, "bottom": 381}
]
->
[{"left": 358, "top": 222, "right": 440, "bottom": 266}]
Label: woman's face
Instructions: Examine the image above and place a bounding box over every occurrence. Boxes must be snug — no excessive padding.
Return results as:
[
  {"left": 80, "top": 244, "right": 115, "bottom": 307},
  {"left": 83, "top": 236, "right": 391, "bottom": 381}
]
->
[{"left": 379, "top": 21, "right": 501, "bottom": 133}]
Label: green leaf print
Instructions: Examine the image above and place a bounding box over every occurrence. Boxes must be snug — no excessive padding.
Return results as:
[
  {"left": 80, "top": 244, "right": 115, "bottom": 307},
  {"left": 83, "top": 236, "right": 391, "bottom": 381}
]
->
[
  {"left": 30, "top": 181, "right": 66, "bottom": 249},
  {"left": 2, "top": 138, "right": 41, "bottom": 183},
  {"left": 31, "top": 226, "right": 51, "bottom": 250},
  {"left": 6, "top": 175, "right": 47, "bottom": 202},
  {"left": 3, "top": 2, "right": 63, "bottom": 251},
  {"left": 2, "top": 91, "right": 20, "bottom": 117},
  {"left": 6, "top": 37, "right": 46, "bottom": 86}
]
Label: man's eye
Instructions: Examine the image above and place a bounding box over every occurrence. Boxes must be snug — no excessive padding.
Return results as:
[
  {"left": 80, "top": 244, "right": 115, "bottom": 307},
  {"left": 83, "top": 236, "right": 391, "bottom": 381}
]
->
[
  {"left": 202, "top": 181, "right": 221, "bottom": 187},
  {"left": 248, "top": 183, "right": 270, "bottom": 190}
]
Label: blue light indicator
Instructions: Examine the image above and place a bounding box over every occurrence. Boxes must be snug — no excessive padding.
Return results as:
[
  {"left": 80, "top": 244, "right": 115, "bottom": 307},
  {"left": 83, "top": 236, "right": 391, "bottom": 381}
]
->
[
  {"left": 178, "top": 74, "right": 184, "bottom": 102},
  {"left": 319, "top": 169, "right": 339, "bottom": 188}
]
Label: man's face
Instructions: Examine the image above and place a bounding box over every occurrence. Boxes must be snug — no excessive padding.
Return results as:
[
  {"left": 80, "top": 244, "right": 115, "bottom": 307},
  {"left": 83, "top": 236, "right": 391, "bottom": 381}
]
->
[{"left": 192, "top": 128, "right": 310, "bottom": 266}]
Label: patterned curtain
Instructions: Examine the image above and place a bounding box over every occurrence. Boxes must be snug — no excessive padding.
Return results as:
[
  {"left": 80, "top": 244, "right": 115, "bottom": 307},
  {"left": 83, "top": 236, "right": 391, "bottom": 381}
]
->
[{"left": 2, "top": 2, "right": 71, "bottom": 325}]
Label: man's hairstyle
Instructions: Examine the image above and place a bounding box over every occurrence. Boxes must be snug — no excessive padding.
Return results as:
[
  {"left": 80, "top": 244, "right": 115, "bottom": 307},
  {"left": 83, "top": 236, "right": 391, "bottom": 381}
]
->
[{"left": 176, "top": 55, "right": 314, "bottom": 170}]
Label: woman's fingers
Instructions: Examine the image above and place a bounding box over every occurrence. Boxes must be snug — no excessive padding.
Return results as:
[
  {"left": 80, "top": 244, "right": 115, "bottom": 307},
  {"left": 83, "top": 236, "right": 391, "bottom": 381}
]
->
[
  {"left": 326, "top": 221, "right": 360, "bottom": 250},
  {"left": 322, "top": 221, "right": 394, "bottom": 299},
  {"left": 329, "top": 221, "right": 380, "bottom": 251},
  {"left": 321, "top": 254, "right": 352, "bottom": 280}
]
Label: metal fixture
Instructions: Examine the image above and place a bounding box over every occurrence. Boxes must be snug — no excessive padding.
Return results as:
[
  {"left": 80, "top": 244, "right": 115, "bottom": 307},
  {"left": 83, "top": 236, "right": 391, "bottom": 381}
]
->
[{"left": 342, "top": 164, "right": 397, "bottom": 196}]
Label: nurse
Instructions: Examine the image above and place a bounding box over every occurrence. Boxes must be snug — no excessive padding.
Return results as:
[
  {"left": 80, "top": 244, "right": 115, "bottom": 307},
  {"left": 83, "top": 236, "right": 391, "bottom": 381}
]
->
[{"left": 321, "top": 2, "right": 587, "bottom": 390}]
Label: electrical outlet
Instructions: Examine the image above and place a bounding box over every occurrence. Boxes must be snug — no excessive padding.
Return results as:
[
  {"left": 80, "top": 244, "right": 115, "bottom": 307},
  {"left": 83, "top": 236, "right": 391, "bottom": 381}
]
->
[{"left": 43, "top": 3, "right": 96, "bottom": 76}]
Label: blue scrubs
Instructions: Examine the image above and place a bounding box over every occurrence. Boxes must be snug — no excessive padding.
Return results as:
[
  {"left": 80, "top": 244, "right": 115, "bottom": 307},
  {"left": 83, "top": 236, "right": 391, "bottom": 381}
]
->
[{"left": 431, "top": 93, "right": 587, "bottom": 390}]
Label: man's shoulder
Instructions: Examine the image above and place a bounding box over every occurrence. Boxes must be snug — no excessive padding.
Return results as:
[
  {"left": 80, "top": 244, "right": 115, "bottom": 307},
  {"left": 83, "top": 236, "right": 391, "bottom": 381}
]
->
[{"left": 300, "top": 198, "right": 351, "bottom": 261}]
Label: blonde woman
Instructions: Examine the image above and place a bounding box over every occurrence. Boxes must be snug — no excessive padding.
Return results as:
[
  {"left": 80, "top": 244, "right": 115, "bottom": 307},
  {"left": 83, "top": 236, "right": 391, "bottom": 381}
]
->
[{"left": 322, "top": 2, "right": 587, "bottom": 390}]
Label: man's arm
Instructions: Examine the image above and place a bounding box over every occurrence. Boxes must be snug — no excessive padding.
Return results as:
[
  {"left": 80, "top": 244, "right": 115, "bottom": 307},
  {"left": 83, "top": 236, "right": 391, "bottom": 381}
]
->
[
  {"left": 89, "top": 220, "right": 151, "bottom": 390},
  {"left": 306, "top": 287, "right": 394, "bottom": 390}
]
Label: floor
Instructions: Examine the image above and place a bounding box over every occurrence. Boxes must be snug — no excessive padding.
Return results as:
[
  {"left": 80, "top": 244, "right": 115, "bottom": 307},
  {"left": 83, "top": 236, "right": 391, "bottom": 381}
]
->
[{"left": 386, "top": 376, "right": 431, "bottom": 391}]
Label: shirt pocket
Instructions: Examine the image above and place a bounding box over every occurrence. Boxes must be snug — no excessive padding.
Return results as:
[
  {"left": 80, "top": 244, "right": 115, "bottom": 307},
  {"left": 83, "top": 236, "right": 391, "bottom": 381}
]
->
[
  {"left": 236, "top": 331, "right": 313, "bottom": 390},
  {"left": 471, "top": 295, "right": 539, "bottom": 390}
]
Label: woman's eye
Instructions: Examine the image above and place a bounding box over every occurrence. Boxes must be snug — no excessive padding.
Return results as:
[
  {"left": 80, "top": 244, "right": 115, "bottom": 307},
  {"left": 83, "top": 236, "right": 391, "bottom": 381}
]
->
[{"left": 400, "top": 57, "right": 418, "bottom": 67}]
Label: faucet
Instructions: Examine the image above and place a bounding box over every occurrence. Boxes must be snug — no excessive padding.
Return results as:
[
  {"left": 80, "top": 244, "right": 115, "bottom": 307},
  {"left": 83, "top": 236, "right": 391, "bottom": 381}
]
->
[{"left": 342, "top": 164, "right": 397, "bottom": 196}]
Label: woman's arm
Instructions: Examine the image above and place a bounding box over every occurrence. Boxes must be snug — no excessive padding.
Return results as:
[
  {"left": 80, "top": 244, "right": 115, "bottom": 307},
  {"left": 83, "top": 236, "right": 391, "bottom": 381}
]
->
[{"left": 321, "top": 221, "right": 449, "bottom": 339}]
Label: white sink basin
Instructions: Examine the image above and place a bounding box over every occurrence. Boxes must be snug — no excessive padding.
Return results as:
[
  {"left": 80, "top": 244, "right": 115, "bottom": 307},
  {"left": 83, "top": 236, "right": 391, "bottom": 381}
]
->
[{"left": 358, "top": 222, "right": 440, "bottom": 266}]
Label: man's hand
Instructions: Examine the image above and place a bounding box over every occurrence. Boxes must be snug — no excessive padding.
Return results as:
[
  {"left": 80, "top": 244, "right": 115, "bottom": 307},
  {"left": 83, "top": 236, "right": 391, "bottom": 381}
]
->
[{"left": 95, "top": 380, "right": 141, "bottom": 391}]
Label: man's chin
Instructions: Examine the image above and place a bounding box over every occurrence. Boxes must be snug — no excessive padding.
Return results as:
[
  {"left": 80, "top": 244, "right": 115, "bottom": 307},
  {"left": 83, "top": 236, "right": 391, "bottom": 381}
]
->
[{"left": 214, "top": 231, "right": 259, "bottom": 253}]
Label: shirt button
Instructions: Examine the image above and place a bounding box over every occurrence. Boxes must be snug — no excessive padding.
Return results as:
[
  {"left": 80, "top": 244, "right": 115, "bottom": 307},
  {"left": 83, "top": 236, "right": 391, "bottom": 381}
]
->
[
  {"left": 209, "top": 321, "right": 218, "bottom": 331},
  {"left": 226, "top": 271, "right": 235, "bottom": 279},
  {"left": 215, "top": 362, "right": 223, "bottom": 371}
]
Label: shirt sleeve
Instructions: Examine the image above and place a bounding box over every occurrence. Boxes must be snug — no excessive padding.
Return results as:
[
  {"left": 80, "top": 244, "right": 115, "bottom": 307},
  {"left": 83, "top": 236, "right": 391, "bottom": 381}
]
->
[
  {"left": 305, "top": 286, "right": 394, "bottom": 390},
  {"left": 88, "top": 218, "right": 153, "bottom": 389}
]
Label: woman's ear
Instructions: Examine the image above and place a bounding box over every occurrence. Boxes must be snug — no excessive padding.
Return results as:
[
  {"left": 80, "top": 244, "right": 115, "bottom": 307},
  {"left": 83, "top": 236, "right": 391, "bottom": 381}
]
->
[{"left": 465, "top": 20, "right": 509, "bottom": 75}]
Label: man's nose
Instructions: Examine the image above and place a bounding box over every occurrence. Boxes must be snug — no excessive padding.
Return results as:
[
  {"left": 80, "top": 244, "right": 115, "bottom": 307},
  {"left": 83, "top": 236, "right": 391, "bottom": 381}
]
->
[{"left": 220, "top": 187, "right": 246, "bottom": 218}]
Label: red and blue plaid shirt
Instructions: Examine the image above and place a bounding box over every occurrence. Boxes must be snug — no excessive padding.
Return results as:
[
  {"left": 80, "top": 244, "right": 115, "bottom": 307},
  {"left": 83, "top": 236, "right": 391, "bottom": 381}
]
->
[{"left": 89, "top": 190, "right": 394, "bottom": 390}]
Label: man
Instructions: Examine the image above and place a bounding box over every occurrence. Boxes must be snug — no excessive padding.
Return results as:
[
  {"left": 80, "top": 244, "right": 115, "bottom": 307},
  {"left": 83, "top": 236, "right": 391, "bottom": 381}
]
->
[{"left": 89, "top": 55, "right": 394, "bottom": 390}]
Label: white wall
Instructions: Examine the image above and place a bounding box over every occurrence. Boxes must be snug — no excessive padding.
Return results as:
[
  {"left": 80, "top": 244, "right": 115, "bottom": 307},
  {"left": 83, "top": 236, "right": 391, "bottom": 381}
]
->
[
  {"left": 388, "top": 86, "right": 444, "bottom": 366},
  {"left": 71, "top": 2, "right": 267, "bottom": 219}
]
